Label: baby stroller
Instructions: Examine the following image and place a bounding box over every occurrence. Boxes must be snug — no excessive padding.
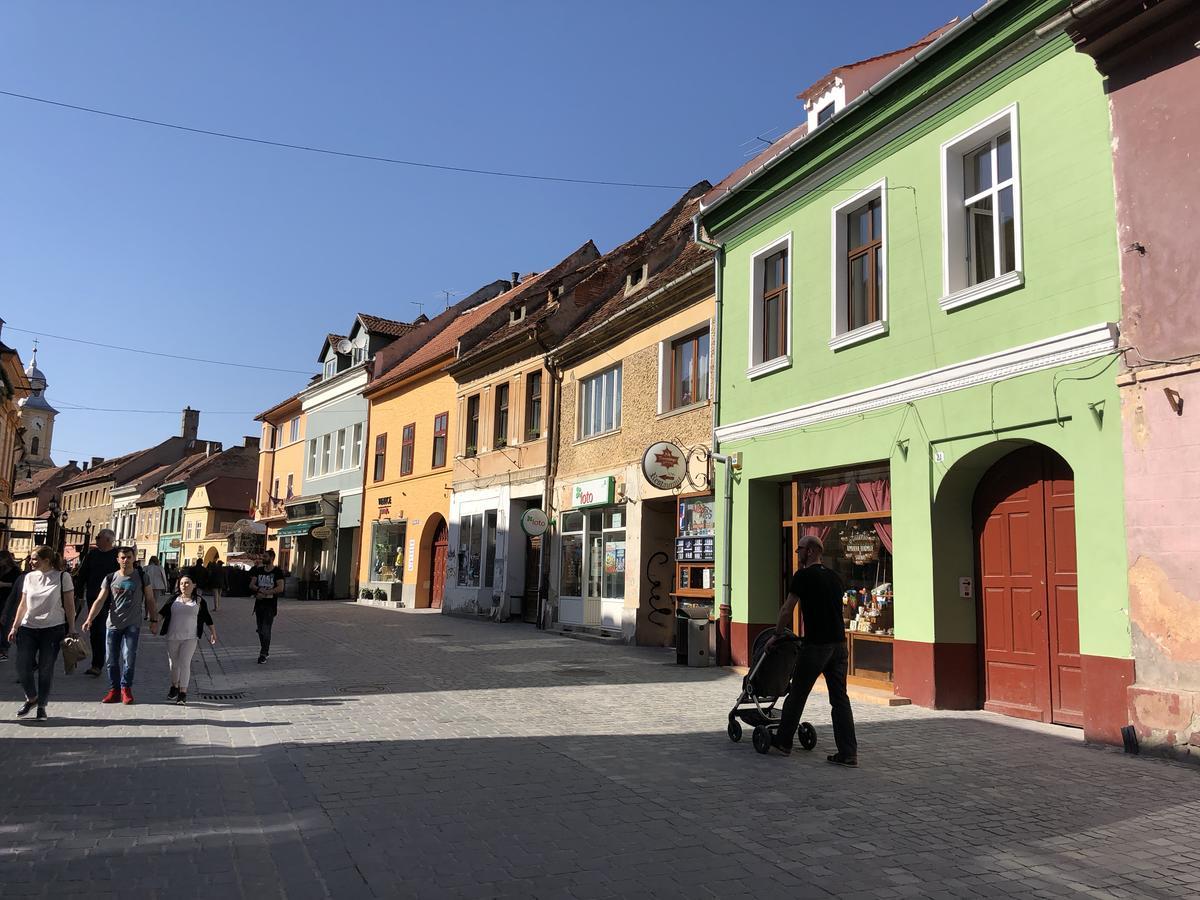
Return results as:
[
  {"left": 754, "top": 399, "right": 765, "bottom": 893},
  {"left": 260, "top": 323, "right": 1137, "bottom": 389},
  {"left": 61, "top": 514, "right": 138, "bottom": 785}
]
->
[{"left": 727, "top": 628, "right": 817, "bottom": 754}]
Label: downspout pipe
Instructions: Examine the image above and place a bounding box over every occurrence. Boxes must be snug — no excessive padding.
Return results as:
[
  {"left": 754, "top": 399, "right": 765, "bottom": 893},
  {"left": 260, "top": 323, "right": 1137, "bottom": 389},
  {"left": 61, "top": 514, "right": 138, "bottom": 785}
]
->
[
  {"left": 692, "top": 213, "right": 733, "bottom": 666},
  {"left": 539, "top": 337, "right": 560, "bottom": 631}
]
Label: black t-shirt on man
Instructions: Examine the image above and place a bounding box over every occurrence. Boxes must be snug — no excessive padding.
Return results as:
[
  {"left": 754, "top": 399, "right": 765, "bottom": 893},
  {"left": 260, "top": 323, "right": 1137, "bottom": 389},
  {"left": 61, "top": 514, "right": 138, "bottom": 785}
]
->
[
  {"left": 788, "top": 563, "right": 846, "bottom": 644},
  {"left": 250, "top": 566, "right": 285, "bottom": 614}
]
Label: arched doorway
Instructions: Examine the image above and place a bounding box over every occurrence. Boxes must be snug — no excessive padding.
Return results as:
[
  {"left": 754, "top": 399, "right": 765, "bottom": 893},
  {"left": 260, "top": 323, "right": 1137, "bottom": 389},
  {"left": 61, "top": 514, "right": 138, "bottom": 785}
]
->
[
  {"left": 427, "top": 516, "right": 448, "bottom": 610},
  {"left": 973, "top": 445, "right": 1081, "bottom": 727}
]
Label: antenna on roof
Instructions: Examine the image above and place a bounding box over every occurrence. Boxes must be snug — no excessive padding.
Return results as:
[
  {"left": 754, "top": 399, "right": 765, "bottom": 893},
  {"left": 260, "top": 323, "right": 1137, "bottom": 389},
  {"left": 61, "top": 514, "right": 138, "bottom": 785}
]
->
[
  {"left": 442, "top": 290, "right": 453, "bottom": 311},
  {"left": 738, "top": 127, "right": 780, "bottom": 157},
  {"left": 413, "top": 301, "right": 425, "bottom": 317}
]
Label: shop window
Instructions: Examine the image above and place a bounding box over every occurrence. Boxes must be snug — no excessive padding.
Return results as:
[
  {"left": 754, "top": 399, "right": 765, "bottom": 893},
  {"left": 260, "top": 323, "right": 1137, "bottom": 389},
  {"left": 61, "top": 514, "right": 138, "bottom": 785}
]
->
[
  {"left": 373, "top": 433, "right": 387, "bottom": 483},
  {"left": 668, "top": 329, "right": 710, "bottom": 411},
  {"left": 400, "top": 423, "right": 415, "bottom": 476},
  {"left": 940, "top": 105, "right": 1023, "bottom": 311},
  {"left": 748, "top": 235, "right": 791, "bottom": 376},
  {"left": 457, "top": 513, "right": 484, "bottom": 587},
  {"left": 579, "top": 365, "right": 621, "bottom": 440},
  {"left": 483, "top": 510, "right": 498, "bottom": 588},
  {"left": 782, "top": 463, "right": 894, "bottom": 683},
  {"left": 370, "top": 521, "right": 406, "bottom": 583},
  {"left": 494, "top": 384, "right": 509, "bottom": 448},
  {"left": 525, "top": 371, "right": 542, "bottom": 440},
  {"left": 432, "top": 412, "right": 448, "bottom": 468},
  {"left": 559, "top": 511, "right": 584, "bottom": 597},
  {"left": 465, "top": 395, "right": 480, "bottom": 457},
  {"left": 830, "top": 180, "right": 888, "bottom": 350},
  {"left": 279, "top": 536, "right": 293, "bottom": 574}
]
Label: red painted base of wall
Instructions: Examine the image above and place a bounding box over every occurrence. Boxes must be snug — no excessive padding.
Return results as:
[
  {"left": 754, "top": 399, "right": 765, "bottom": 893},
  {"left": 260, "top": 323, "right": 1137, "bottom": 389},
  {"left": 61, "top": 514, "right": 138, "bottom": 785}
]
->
[
  {"left": 730, "top": 621, "right": 772, "bottom": 668},
  {"left": 893, "top": 640, "right": 979, "bottom": 709},
  {"left": 1082, "top": 655, "right": 1137, "bottom": 745}
]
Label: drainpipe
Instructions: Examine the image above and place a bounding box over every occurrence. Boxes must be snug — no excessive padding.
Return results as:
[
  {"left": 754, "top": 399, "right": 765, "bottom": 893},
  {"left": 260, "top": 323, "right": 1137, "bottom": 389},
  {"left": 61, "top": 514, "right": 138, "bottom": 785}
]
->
[
  {"left": 1034, "top": 0, "right": 1121, "bottom": 37},
  {"left": 539, "top": 338, "right": 561, "bottom": 631},
  {"left": 692, "top": 214, "right": 733, "bottom": 666}
]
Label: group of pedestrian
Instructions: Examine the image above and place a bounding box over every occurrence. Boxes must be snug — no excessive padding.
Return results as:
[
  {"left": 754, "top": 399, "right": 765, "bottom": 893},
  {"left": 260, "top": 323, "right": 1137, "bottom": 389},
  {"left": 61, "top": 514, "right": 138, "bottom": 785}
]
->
[{"left": 3, "top": 534, "right": 286, "bottom": 721}]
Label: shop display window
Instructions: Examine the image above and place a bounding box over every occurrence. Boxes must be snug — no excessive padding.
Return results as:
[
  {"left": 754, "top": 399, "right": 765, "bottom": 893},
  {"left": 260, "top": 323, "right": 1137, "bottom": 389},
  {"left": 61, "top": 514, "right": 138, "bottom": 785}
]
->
[
  {"left": 559, "top": 507, "right": 624, "bottom": 600},
  {"left": 560, "top": 510, "right": 584, "bottom": 597},
  {"left": 370, "top": 521, "right": 406, "bottom": 583},
  {"left": 675, "top": 493, "right": 715, "bottom": 601},
  {"left": 783, "top": 463, "right": 894, "bottom": 683},
  {"left": 457, "top": 513, "right": 484, "bottom": 587}
]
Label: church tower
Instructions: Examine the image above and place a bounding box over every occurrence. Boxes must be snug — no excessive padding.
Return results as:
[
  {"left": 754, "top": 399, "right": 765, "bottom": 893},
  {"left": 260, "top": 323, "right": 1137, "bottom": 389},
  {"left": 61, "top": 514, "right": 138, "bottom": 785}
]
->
[{"left": 17, "top": 344, "right": 57, "bottom": 474}]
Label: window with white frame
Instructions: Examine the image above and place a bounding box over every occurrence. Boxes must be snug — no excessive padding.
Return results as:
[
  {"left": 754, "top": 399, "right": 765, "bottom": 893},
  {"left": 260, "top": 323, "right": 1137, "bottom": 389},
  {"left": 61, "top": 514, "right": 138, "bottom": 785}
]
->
[
  {"left": 351, "top": 345, "right": 366, "bottom": 366},
  {"left": 578, "top": 365, "right": 622, "bottom": 439},
  {"left": 307, "top": 439, "right": 318, "bottom": 478},
  {"left": 324, "top": 358, "right": 337, "bottom": 380},
  {"left": 831, "top": 180, "right": 888, "bottom": 349},
  {"left": 351, "top": 423, "right": 363, "bottom": 468},
  {"left": 289, "top": 417, "right": 300, "bottom": 443},
  {"left": 335, "top": 428, "right": 347, "bottom": 471},
  {"left": 747, "top": 234, "right": 791, "bottom": 375},
  {"left": 940, "top": 105, "right": 1023, "bottom": 310},
  {"left": 321, "top": 433, "right": 333, "bottom": 475}
]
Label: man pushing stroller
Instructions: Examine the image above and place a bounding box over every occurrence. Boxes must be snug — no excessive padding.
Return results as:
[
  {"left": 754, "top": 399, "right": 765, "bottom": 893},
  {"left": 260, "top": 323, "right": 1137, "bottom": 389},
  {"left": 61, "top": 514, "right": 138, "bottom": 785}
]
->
[{"left": 766, "top": 535, "right": 859, "bottom": 766}]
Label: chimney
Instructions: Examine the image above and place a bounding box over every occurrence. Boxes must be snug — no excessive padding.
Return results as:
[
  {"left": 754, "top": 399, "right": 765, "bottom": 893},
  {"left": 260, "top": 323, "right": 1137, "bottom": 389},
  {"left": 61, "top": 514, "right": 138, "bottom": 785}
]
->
[
  {"left": 80, "top": 462, "right": 88, "bottom": 472},
  {"left": 511, "top": 271, "right": 520, "bottom": 287},
  {"left": 181, "top": 406, "right": 200, "bottom": 442},
  {"left": 243, "top": 436, "right": 260, "bottom": 449},
  {"left": 91, "top": 456, "right": 104, "bottom": 468}
]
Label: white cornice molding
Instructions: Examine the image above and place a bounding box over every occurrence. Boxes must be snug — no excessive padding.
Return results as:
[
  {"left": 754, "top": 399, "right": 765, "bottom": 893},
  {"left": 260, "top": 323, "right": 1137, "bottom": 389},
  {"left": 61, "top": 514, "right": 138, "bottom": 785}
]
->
[
  {"left": 300, "top": 368, "right": 369, "bottom": 412},
  {"left": 716, "top": 322, "right": 1119, "bottom": 444}
]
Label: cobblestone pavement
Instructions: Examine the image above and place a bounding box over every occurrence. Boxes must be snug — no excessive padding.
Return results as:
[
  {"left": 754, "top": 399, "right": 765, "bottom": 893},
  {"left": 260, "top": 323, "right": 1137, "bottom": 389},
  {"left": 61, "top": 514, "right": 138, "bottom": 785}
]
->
[{"left": 2, "top": 597, "right": 1198, "bottom": 899}]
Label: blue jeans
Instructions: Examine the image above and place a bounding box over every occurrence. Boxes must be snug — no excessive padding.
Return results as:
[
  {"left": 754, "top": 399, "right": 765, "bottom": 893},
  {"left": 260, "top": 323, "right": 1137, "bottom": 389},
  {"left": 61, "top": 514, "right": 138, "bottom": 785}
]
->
[{"left": 105, "top": 624, "right": 141, "bottom": 690}]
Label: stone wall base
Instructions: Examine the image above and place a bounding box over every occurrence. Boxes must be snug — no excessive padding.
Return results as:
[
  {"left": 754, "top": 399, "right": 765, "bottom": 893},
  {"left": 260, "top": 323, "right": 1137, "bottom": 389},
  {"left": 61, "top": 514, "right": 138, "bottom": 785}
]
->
[{"left": 1128, "top": 684, "right": 1200, "bottom": 761}]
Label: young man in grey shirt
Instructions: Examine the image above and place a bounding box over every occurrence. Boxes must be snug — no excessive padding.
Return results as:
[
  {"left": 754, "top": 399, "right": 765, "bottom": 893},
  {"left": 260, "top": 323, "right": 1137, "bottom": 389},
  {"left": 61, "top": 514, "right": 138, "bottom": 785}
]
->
[{"left": 83, "top": 547, "right": 159, "bottom": 704}]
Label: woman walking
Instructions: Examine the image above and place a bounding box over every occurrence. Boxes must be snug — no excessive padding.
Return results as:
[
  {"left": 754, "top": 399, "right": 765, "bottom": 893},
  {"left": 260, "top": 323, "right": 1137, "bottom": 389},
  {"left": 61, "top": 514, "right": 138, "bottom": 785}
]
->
[
  {"left": 7, "top": 546, "right": 77, "bottom": 721},
  {"left": 158, "top": 575, "right": 216, "bottom": 705},
  {"left": 144, "top": 556, "right": 168, "bottom": 609}
]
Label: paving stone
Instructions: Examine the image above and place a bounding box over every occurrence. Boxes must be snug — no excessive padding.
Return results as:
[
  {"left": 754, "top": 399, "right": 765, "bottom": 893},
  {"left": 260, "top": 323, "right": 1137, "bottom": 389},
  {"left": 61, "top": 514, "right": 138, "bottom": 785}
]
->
[{"left": 2, "top": 597, "right": 1198, "bottom": 898}]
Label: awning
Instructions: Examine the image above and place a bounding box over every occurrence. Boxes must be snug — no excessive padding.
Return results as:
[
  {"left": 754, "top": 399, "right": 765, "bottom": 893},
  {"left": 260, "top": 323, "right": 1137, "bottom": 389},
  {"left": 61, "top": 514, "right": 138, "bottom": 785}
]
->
[{"left": 277, "top": 519, "right": 323, "bottom": 537}]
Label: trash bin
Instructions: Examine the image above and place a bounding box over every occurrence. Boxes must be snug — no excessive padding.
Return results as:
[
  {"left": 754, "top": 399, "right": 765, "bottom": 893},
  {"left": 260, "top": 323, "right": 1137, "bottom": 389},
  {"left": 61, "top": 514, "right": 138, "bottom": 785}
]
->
[
  {"left": 687, "top": 618, "right": 709, "bottom": 667},
  {"left": 675, "top": 608, "right": 689, "bottom": 665}
]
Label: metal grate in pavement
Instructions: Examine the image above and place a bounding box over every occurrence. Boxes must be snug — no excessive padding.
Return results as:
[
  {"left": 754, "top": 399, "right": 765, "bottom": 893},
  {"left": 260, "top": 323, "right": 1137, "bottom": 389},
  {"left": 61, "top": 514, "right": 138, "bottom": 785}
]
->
[
  {"left": 199, "top": 692, "right": 247, "bottom": 701},
  {"left": 557, "top": 667, "right": 609, "bottom": 677},
  {"left": 336, "top": 683, "right": 395, "bottom": 695}
]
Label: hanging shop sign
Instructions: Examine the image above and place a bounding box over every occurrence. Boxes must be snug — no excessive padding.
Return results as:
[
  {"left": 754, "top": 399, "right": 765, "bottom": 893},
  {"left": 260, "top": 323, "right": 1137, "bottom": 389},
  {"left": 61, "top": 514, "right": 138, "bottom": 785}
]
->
[
  {"left": 842, "top": 529, "right": 880, "bottom": 565},
  {"left": 169, "top": 539, "right": 181, "bottom": 548},
  {"left": 641, "top": 441, "right": 688, "bottom": 490},
  {"left": 520, "top": 508, "right": 549, "bottom": 537},
  {"left": 310, "top": 525, "right": 333, "bottom": 541},
  {"left": 571, "top": 476, "right": 614, "bottom": 509}
]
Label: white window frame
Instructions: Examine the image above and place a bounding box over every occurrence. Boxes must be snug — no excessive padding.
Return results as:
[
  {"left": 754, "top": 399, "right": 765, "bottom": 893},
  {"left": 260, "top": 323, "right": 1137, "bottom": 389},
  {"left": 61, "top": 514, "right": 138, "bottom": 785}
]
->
[
  {"left": 335, "top": 428, "right": 347, "bottom": 471},
  {"left": 289, "top": 417, "right": 300, "bottom": 443},
  {"left": 320, "top": 433, "right": 333, "bottom": 475},
  {"left": 746, "top": 232, "right": 792, "bottom": 379},
  {"left": 324, "top": 358, "right": 336, "bottom": 380},
  {"left": 577, "top": 365, "right": 622, "bottom": 441},
  {"left": 351, "top": 423, "right": 363, "bottom": 469},
  {"left": 939, "top": 104, "right": 1024, "bottom": 312},
  {"left": 307, "top": 439, "right": 318, "bottom": 478},
  {"left": 351, "top": 345, "right": 366, "bottom": 366},
  {"left": 830, "top": 178, "right": 889, "bottom": 351}
]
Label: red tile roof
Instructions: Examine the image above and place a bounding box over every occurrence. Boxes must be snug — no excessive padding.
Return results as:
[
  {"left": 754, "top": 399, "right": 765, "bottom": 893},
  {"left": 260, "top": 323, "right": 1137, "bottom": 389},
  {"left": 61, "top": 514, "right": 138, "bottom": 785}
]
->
[
  {"left": 357, "top": 313, "right": 416, "bottom": 338},
  {"left": 703, "top": 20, "right": 958, "bottom": 209},
  {"left": 14, "top": 463, "right": 79, "bottom": 496}
]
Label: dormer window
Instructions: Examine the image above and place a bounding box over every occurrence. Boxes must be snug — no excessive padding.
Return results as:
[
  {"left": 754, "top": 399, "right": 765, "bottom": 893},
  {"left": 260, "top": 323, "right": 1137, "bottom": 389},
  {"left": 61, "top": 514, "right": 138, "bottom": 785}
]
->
[
  {"left": 324, "top": 359, "right": 337, "bottom": 380},
  {"left": 509, "top": 304, "right": 527, "bottom": 325},
  {"left": 351, "top": 345, "right": 366, "bottom": 366},
  {"left": 816, "top": 103, "right": 835, "bottom": 126},
  {"left": 625, "top": 263, "right": 648, "bottom": 295}
]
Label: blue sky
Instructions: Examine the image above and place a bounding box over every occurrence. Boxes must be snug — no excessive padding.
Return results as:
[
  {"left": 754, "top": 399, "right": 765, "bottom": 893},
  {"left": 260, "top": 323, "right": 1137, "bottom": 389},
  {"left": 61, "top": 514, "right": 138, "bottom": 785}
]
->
[{"left": 1, "top": 0, "right": 972, "bottom": 462}]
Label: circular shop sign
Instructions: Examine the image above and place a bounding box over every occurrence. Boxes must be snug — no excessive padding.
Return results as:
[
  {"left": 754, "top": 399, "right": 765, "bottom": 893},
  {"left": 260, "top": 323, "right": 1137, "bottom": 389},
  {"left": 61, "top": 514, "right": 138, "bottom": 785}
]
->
[
  {"left": 520, "top": 508, "right": 549, "bottom": 537},
  {"left": 310, "top": 525, "right": 333, "bottom": 540},
  {"left": 642, "top": 441, "right": 687, "bottom": 490}
]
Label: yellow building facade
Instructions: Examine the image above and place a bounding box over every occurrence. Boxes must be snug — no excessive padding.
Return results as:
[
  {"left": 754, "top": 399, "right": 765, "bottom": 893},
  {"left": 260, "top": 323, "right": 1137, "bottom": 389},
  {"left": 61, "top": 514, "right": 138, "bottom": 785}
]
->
[{"left": 255, "top": 396, "right": 306, "bottom": 581}]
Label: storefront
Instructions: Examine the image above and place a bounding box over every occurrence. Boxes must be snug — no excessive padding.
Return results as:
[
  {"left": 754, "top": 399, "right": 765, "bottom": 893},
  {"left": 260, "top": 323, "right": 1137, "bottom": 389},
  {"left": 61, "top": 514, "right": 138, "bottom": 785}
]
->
[
  {"left": 673, "top": 492, "right": 715, "bottom": 617},
  {"left": 557, "top": 476, "right": 627, "bottom": 632},
  {"left": 781, "top": 464, "right": 894, "bottom": 685}
]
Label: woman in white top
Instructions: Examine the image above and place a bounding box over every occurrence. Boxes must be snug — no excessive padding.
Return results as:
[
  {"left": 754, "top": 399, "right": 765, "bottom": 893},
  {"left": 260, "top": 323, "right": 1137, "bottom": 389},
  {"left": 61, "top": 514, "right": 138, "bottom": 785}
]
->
[
  {"left": 156, "top": 575, "right": 216, "bottom": 705},
  {"left": 7, "top": 546, "right": 78, "bottom": 721},
  {"left": 144, "top": 555, "right": 169, "bottom": 608}
]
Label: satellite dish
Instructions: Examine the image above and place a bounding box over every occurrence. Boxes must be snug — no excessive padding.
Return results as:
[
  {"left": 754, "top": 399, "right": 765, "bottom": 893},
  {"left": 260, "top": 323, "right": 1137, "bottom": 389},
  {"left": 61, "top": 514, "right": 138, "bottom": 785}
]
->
[{"left": 335, "top": 339, "right": 353, "bottom": 355}]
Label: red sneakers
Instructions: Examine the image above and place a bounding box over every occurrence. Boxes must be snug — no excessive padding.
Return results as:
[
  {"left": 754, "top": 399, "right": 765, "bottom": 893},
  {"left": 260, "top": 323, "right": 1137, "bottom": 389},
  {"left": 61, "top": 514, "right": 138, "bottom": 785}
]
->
[
  {"left": 121, "top": 688, "right": 134, "bottom": 705},
  {"left": 101, "top": 689, "right": 120, "bottom": 704}
]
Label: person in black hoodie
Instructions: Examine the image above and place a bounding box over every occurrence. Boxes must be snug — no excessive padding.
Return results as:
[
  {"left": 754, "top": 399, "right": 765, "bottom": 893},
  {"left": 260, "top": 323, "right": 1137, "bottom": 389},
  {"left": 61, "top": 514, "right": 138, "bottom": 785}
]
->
[
  {"left": 75, "top": 530, "right": 119, "bottom": 677},
  {"left": 157, "top": 574, "right": 216, "bottom": 705},
  {"left": 0, "top": 551, "right": 21, "bottom": 661}
]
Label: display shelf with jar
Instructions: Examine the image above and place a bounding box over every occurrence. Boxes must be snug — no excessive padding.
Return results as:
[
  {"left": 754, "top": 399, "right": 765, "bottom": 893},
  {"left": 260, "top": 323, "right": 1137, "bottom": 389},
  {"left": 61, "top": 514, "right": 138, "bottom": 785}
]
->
[
  {"left": 673, "top": 493, "right": 715, "bottom": 603},
  {"left": 781, "top": 463, "right": 895, "bottom": 686}
]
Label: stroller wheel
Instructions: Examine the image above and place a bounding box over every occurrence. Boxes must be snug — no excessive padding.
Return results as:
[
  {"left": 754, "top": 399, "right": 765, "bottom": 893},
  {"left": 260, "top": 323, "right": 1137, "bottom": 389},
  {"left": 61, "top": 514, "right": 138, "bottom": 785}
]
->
[
  {"left": 798, "top": 722, "right": 817, "bottom": 751},
  {"left": 752, "top": 725, "right": 771, "bottom": 755},
  {"left": 727, "top": 719, "right": 743, "bottom": 742}
]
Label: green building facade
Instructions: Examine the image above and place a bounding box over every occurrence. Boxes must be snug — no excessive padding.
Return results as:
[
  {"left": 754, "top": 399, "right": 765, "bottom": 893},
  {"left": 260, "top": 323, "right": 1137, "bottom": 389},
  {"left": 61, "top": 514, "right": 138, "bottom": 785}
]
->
[{"left": 701, "top": 0, "right": 1132, "bottom": 743}]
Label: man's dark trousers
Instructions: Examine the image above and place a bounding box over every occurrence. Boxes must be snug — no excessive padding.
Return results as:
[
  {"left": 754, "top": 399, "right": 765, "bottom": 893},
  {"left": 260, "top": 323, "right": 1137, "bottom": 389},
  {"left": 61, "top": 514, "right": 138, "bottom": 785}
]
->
[
  {"left": 87, "top": 602, "right": 110, "bottom": 670},
  {"left": 776, "top": 641, "right": 858, "bottom": 757},
  {"left": 255, "top": 608, "right": 275, "bottom": 656}
]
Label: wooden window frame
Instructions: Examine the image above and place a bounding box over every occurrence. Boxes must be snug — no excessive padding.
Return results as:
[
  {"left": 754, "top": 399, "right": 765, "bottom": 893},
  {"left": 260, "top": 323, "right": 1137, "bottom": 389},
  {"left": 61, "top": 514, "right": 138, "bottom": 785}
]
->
[
  {"left": 400, "top": 423, "right": 415, "bottom": 476},
  {"left": 760, "top": 250, "right": 788, "bottom": 363},
  {"left": 465, "top": 395, "right": 480, "bottom": 457},
  {"left": 493, "top": 383, "right": 509, "bottom": 448},
  {"left": 668, "top": 329, "right": 710, "bottom": 411},
  {"left": 373, "top": 433, "right": 387, "bottom": 483},
  {"left": 432, "top": 412, "right": 448, "bottom": 469},
  {"left": 845, "top": 197, "right": 883, "bottom": 333}
]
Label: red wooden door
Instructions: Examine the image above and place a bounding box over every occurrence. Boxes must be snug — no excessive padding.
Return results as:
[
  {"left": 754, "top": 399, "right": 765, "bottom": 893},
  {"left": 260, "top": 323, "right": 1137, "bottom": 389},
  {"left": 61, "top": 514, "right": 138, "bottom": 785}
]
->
[
  {"left": 974, "top": 446, "right": 1080, "bottom": 727},
  {"left": 430, "top": 521, "right": 448, "bottom": 610}
]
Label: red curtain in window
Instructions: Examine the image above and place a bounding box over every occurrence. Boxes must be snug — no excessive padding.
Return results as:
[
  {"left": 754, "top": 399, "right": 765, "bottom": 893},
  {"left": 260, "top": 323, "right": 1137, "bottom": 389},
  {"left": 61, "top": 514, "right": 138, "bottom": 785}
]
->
[
  {"left": 857, "top": 478, "right": 893, "bottom": 553},
  {"left": 799, "top": 483, "right": 851, "bottom": 545}
]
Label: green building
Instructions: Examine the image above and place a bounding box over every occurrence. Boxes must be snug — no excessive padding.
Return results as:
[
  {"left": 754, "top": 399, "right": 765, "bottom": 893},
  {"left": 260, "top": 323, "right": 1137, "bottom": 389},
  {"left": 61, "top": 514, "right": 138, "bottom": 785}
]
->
[{"left": 700, "top": 0, "right": 1131, "bottom": 744}]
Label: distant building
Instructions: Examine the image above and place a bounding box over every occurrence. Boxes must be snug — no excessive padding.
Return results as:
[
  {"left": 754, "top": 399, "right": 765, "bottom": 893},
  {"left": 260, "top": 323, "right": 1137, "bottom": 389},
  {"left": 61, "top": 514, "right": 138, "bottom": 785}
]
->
[{"left": 16, "top": 345, "right": 58, "bottom": 473}]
